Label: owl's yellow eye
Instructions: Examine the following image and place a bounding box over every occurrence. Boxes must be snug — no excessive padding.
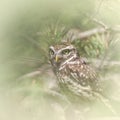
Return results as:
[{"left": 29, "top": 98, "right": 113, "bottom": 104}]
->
[
  {"left": 49, "top": 50, "right": 54, "bottom": 55},
  {"left": 62, "top": 49, "right": 70, "bottom": 55}
]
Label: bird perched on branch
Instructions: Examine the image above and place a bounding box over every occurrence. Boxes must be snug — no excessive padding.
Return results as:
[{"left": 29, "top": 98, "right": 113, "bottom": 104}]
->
[{"left": 49, "top": 42, "right": 102, "bottom": 101}]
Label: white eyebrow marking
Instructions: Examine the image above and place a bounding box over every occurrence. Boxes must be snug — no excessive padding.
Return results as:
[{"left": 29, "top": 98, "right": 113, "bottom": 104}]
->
[
  {"left": 49, "top": 46, "right": 55, "bottom": 52},
  {"left": 49, "top": 46, "right": 54, "bottom": 50},
  {"left": 58, "top": 45, "right": 74, "bottom": 53}
]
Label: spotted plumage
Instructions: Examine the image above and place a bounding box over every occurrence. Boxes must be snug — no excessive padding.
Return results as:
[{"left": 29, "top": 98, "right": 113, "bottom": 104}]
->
[{"left": 49, "top": 43, "right": 101, "bottom": 99}]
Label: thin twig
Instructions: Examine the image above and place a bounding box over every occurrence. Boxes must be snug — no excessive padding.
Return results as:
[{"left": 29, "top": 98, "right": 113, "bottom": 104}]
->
[{"left": 92, "top": 18, "right": 108, "bottom": 29}]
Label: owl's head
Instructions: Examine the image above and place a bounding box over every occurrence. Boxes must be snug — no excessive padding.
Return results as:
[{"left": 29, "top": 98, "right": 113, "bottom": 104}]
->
[{"left": 49, "top": 43, "right": 78, "bottom": 68}]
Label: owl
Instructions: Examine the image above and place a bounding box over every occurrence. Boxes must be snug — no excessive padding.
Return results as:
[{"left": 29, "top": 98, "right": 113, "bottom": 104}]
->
[{"left": 49, "top": 43, "right": 102, "bottom": 100}]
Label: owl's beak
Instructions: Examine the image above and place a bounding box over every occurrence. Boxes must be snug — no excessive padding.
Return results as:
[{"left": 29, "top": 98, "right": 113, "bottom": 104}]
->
[
  {"left": 55, "top": 55, "right": 59, "bottom": 62},
  {"left": 55, "top": 55, "right": 62, "bottom": 62}
]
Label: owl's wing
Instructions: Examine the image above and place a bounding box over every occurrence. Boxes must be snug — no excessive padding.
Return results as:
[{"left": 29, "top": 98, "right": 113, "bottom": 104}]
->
[{"left": 67, "top": 60, "right": 99, "bottom": 91}]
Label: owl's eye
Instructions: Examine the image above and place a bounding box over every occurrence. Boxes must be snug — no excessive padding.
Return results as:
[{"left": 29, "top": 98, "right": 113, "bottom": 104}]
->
[
  {"left": 49, "top": 49, "right": 54, "bottom": 55},
  {"left": 62, "top": 49, "right": 70, "bottom": 55}
]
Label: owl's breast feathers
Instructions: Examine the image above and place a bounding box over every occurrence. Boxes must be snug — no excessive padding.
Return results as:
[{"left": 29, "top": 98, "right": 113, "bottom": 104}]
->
[{"left": 58, "top": 57, "right": 101, "bottom": 93}]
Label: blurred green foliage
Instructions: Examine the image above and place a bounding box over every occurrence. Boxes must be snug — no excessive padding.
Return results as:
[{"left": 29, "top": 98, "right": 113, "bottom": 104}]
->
[{"left": 74, "top": 34, "right": 106, "bottom": 58}]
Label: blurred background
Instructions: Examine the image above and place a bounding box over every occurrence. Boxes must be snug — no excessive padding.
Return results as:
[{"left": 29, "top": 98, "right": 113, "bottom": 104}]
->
[{"left": 0, "top": 0, "right": 120, "bottom": 120}]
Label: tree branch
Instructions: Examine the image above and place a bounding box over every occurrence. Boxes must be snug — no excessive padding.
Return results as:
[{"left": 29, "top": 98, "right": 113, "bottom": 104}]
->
[
  {"left": 62, "top": 27, "right": 108, "bottom": 42},
  {"left": 62, "top": 25, "right": 120, "bottom": 43}
]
